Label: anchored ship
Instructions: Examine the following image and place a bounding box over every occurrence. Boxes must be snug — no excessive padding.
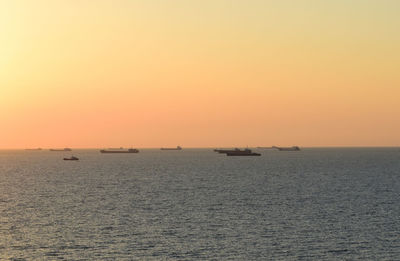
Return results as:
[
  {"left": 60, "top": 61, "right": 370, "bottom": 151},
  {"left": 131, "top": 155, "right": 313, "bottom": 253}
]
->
[
  {"left": 50, "top": 148, "right": 72, "bottom": 152},
  {"left": 161, "top": 146, "right": 182, "bottom": 150},
  {"left": 100, "top": 148, "right": 139, "bottom": 153},
  {"left": 25, "top": 148, "right": 42, "bottom": 151},
  {"left": 272, "top": 146, "right": 300, "bottom": 151},
  {"left": 226, "top": 148, "right": 261, "bottom": 156}
]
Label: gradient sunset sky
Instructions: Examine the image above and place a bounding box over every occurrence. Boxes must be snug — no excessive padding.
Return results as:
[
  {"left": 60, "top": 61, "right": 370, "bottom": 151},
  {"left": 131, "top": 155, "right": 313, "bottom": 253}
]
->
[{"left": 1, "top": 0, "right": 399, "bottom": 148}]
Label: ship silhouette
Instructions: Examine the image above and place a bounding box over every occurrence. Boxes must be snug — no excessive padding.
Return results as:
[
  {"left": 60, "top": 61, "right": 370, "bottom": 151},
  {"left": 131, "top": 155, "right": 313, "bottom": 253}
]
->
[
  {"left": 161, "top": 146, "right": 182, "bottom": 150},
  {"left": 100, "top": 148, "right": 139, "bottom": 153},
  {"left": 50, "top": 148, "right": 72, "bottom": 152},
  {"left": 273, "top": 146, "right": 300, "bottom": 151}
]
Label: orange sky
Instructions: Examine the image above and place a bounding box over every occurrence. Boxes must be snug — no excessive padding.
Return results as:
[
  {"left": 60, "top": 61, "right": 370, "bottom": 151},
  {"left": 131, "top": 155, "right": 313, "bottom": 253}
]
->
[{"left": 1, "top": 1, "right": 399, "bottom": 148}]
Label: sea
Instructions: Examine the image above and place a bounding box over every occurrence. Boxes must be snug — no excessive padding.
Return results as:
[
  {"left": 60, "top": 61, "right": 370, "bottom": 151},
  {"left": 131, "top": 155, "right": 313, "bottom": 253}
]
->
[{"left": 0, "top": 148, "right": 399, "bottom": 260}]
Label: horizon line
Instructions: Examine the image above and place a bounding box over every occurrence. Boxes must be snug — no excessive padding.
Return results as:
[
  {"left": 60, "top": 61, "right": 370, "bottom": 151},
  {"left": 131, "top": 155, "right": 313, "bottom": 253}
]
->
[{"left": 1, "top": 146, "right": 400, "bottom": 150}]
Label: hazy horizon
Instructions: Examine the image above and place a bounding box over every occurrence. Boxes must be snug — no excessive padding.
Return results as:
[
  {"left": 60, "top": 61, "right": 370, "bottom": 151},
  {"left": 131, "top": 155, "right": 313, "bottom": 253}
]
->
[
  {"left": 3, "top": 146, "right": 400, "bottom": 150},
  {"left": 1, "top": 1, "right": 399, "bottom": 148}
]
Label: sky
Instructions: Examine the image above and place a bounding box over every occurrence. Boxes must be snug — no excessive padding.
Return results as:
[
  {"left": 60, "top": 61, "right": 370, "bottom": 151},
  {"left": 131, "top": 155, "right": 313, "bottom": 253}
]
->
[{"left": 1, "top": 0, "right": 399, "bottom": 148}]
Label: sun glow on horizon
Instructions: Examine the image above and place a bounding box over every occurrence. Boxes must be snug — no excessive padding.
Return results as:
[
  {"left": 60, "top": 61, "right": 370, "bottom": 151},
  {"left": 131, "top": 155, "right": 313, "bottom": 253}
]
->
[{"left": 1, "top": 0, "right": 399, "bottom": 148}]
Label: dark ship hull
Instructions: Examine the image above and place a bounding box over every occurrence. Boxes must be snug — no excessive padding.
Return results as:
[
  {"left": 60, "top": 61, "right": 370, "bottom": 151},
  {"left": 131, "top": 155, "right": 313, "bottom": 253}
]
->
[
  {"left": 273, "top": 146, "right": 300, "bottom": 151},
  {"left": 161, "top": 146, "right": 182, "bottom": 150},
  {"left": 226, "top": 152, "right": 261, "bottom": 156},
  {"left": 225, "top": 149, "right": 261, "bottom": 156},
  {"left": 100, "top": 149, "right": 139, "bottom": 153},
  {"left": 50, "top": 148, "right": 72, "bottom": 151}
]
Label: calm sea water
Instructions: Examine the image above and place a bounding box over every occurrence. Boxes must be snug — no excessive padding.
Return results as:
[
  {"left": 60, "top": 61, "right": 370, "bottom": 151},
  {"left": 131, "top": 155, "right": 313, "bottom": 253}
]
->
[{"left": 0, "top": 148, "right": 399, "bottom": 260}]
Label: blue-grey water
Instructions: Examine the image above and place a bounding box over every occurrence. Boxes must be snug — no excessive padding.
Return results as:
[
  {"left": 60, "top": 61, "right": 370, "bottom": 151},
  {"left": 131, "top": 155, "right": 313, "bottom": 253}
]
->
[{"left": 0, "top": 148, "right": 399, "bottom": 260}]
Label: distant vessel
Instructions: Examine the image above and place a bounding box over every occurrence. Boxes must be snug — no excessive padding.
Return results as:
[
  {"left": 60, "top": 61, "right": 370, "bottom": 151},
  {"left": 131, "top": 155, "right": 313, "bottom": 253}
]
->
[
  {"left": 100, "top": 148, "right": 139, "bottom": 153},
  {"left": 161, "top": 146, "right": 182, "bottom": 151},
  {"left": 226, "top": 149, "right": 261, "bottom": 156},
  {"left": 257, "top": 146, "right": 274, "bottom": 149},
  {"left": 25, "top": 148, "right": 42, "bottom": 151},
  {"left": 273, "top": 146, "right": 300, "bottom": 151},
  {"left": 64, "top": 156, "right": 79, "bottom": 161},
  {"left": 50, "top": 148, "right": 72, "bottom": 151}
]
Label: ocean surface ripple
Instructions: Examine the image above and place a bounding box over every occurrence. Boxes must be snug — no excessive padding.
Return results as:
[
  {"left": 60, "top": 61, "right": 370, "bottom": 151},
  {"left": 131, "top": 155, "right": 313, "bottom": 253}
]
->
[{"left": 0, "top": 148, "right": 399, "bottom": 260}]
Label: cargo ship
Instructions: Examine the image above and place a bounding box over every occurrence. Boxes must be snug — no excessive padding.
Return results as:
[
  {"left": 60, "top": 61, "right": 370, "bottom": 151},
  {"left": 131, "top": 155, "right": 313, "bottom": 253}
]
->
[
  {"left": 50, "top": 148, "right": 72, "bottom": 151},
  {"left": 100, "top": 148, "right": 139, "bottom": 153},
  {"left": 272, "top": 146, "right": 300, "bottom": 151},
  {"left": 226, "top": 148, "right": 261, "bottom": 156},
  {"left": 161, "top": 146, "right": 182, "bottom": 150}
]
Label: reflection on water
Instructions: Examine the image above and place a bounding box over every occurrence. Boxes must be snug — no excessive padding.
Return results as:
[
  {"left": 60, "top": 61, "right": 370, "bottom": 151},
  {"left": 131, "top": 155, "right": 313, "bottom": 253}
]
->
[{"left": 0, "top": 148, "right": 399, "bottom": 259}]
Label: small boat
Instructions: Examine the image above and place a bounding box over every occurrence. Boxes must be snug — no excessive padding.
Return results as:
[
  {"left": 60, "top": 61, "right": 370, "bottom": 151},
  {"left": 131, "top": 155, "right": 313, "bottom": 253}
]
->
[
  {"left": 50, "top": 148, "right": 72, "bottom": 151},
  {"left": 64, "top": 156, "right": 79, "bottom": 161},
  {"left": 161, "top": 146, "right": 182, "bottom": 150},
  {"left": 226, "top": 149, "right": 261, "bottom": 156},
  {"left": 272, "top": 146, "right": 300, "bottom": 151},
  {"left": 100, "top": 148, "right": 139, "bottom": 153}
]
